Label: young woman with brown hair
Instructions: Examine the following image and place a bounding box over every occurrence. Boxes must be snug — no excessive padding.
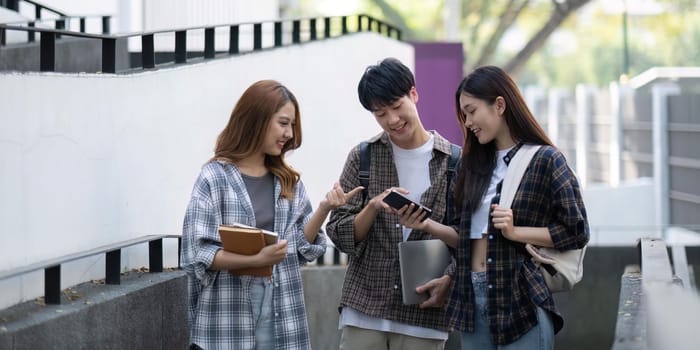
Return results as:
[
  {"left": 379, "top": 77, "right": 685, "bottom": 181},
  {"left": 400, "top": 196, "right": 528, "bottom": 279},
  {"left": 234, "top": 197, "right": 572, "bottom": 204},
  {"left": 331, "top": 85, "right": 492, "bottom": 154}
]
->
[{"left": 182, "top": 80, "right": 361, "bottom": 349}]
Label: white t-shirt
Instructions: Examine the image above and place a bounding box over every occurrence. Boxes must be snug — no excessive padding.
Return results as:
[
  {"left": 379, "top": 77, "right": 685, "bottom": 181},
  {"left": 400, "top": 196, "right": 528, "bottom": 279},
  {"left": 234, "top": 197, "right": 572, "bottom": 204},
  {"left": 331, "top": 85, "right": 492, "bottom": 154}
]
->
[
  {"left": 469, "top": 146, "right": 513, "bottom": 239},
  {"left": 391, "top": 134, "right": 434, "bottom": 241}
]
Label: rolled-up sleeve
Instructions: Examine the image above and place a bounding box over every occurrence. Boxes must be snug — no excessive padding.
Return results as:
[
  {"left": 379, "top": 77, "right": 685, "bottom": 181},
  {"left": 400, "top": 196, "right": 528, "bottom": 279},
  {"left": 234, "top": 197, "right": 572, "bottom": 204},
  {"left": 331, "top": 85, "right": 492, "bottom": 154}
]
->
[
  {"left": 293, "top": 182, "right": 327, "bottom": 263},
  {"left": 182, "top": 194, "right": 221, "bottom": 287},
  {"left": 547, "top": 153, "right": 590, "bottom": 250}
]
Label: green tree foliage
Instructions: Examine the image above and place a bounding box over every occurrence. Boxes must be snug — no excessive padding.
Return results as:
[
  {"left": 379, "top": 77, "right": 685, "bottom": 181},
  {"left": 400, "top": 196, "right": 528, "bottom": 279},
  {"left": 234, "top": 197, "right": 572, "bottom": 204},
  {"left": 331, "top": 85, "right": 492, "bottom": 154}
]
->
[{"left": 526, "top": 1, "right": 700, "bottom": 87}]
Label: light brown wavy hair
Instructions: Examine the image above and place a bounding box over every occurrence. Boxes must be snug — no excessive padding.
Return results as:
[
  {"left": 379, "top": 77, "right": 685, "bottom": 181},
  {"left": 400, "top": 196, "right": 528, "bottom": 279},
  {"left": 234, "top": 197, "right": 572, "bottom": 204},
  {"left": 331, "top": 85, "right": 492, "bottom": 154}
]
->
[{"left": 212, "top": 80, "right": 302, "bottom": 199}]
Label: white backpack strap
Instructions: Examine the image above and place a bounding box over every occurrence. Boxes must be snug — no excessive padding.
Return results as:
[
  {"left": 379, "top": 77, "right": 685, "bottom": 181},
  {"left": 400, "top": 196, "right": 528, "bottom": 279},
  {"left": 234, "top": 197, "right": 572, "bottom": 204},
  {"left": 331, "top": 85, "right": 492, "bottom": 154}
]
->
[{"left": 498, "top": 144, "right": 542, "bottom": 209}]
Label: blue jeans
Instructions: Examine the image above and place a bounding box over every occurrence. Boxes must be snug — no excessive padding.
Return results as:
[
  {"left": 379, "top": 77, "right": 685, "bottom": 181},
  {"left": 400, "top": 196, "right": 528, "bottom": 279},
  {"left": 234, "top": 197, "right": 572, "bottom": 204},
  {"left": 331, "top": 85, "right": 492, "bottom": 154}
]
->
[
  {"left": 250, "top": 278, "right": 274, "bottom": 349},
  {"left": 460, "top": 272, "right": 554, "bottom": 350}
]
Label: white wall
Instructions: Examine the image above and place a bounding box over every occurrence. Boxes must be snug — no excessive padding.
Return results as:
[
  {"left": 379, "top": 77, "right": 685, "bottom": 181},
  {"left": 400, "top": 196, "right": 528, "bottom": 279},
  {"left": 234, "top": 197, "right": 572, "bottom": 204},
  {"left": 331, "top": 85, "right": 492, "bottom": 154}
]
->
[
  {"left": 582, "top": 178, "right": 658, "bottom": 245},
  {"left": 0, "top": 32, "right": 412, "bottom": 308}
]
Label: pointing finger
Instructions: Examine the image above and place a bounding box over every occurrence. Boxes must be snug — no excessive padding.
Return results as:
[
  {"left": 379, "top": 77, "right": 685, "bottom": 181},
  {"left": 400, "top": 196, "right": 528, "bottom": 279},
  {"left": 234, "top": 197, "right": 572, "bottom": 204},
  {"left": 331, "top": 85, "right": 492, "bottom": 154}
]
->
[{"left": 344, "top": 186, "right": 365, "bottom": 200}]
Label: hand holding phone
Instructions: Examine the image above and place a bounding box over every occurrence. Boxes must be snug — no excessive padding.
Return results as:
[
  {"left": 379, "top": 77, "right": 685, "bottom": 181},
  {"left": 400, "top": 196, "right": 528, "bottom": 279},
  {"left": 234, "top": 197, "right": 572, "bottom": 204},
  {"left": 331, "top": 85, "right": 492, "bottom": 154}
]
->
[{"left": 382, "top": 190, "right": 432, "bottom": 222}]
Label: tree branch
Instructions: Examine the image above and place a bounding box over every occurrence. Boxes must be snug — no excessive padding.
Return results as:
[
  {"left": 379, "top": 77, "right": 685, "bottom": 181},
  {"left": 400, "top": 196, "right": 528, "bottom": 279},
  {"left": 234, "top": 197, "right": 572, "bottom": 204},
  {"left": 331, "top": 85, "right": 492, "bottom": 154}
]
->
[
  {"left": 503, "top": 0, "right": 591, "bottom": 77},
  {"left": 474, "top": 0, "right": 529, "bottom": 67}
]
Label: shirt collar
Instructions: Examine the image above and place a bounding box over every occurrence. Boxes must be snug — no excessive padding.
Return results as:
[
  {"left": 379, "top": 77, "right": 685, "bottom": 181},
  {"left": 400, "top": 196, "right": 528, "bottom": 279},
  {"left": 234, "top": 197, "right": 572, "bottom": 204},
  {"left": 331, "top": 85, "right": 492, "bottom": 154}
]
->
[
  {"left": 503, "top": 142, "right": 524, "bottom": 166},
  {"left": 370, "top": 130, "right": 453, "bottom": 156}
]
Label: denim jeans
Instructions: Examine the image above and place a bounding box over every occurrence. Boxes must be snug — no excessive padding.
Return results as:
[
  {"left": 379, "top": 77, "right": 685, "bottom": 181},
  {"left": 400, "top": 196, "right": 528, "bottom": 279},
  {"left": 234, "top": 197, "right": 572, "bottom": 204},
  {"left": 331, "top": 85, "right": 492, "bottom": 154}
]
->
[
  {"left": 250, "top": 278, "right": 274, "bottom": 349},
  {"left": 460, "top": 271, "right": 554, "bottom": 350}
]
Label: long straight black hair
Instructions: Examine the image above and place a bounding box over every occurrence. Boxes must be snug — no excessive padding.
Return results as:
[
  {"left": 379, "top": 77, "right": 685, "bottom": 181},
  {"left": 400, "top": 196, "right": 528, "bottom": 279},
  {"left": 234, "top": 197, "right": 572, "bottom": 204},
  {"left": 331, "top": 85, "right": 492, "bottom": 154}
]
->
[{"left": 455, "top": 66, "right": 553, "bottom": 212}]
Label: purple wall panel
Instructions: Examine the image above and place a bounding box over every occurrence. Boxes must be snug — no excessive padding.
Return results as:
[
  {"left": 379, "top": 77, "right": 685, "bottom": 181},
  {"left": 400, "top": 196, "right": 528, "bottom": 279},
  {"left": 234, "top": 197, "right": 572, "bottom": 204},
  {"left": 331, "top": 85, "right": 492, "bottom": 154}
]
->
[{"left": 411, "top": 42, "right": 464, "bottom": 145}]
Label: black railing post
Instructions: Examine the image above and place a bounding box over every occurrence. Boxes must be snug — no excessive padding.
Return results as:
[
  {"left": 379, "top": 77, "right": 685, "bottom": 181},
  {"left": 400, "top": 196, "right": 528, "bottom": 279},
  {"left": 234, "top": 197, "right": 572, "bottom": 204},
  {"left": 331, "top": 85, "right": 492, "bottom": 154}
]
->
[
  {"left": 44, "top": 265, "right": 61, "bottom": 305},
  {"left": 102, "top": 16, "right": 110, "bottom": 34},
  {"left": 28, "top": 22, "right": 35, "bottom": 42},
  {"left": 142, "top": 34, "right": 154, "bottom": 68},
  {"left": 40, "top": 32, "right": 55, "bottom": 72},
  {"left": 55, "top": 19, "right": 65, "bottom": 39},
  {"left": 309, "top": 18, "right": 317, "bottom": 41},
  {"left": 274, "top": 21, "right": 282, "bottom": 47},
  {"left": 357, "top": 14, "right": 364, "bottom": 32},
  {"left": 204, "top": 27, "right": 215, "bottom": 59},
  {"left": 101, "top": 37, "right": 116, "bottom": 73},
  {"left": 324, "top": 17, "right": 331, "bottom": 39},
  {"left": 79, "top": 17, "right": 86, "bottom": 33},
  {"left": 229, "top": 25, "right": 239, "bottom": 54},
  {"left": 148, "top": 239, "right": 163, "bottom": 273},
  {"left": 292, "top": 20, "right": 300, "bottom": 44},
  {"left": 396, "top": 28, "right": 402, "bottom": 41},
  {"left": 341, "top": 16, "right": 348, "bottom": 35},
  {"left": 0, "top": 27, "right": 5, "bottom": 46},
  {"left": 35, "top": 5, "right": 41, "bottom": 20},
  {"left": 105, "top": 249, "right": 121, "bottom": 285},
  {"left": 175, "top": 30, "right": 187, "bottom": 63},
  {"left": 6, "top": 0, "right": 18, "bottom": 11},
  {"left": 178, "top": 236, "right": 182, "bottom": 269},
  {"left": 253, "top": 23, "right": 262, "bottom": 50}
]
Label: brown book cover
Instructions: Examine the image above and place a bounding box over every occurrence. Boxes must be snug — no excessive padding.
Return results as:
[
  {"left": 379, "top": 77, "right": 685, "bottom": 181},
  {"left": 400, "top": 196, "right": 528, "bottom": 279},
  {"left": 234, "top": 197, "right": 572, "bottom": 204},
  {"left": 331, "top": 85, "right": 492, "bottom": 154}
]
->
[{"left": 218, "top": 223, "right": 279, "bottom": 277}]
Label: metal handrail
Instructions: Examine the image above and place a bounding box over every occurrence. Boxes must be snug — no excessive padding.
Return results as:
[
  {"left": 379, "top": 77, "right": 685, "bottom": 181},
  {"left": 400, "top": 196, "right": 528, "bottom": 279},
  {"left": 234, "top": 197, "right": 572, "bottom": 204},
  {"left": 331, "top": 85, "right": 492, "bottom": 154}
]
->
[
  {"left": 0, "top": 14, "right": 401, "bottom": 73},
  {"left": 2, "top": 15, "right": 112, "bottom": 34},
  {"left": 0, "top": 234, "right": 181, "bottom": 305},
  {"left": 612, "top": 237, "right": 700, "bottom": 350},
  {"left": 2, "top": 0, "right": 67, "bottom": 17}
]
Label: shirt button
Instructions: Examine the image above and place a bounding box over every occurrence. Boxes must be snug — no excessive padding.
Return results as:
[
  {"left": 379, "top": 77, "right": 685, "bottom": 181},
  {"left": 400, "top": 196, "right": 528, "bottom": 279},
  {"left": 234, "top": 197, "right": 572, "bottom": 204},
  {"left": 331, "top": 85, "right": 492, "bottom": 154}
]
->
[
  {"left": 275, "top": 283, "right": 279, "bottom": 287},
  {"left": 275, "top": 312, "right": 279, "bottom": 317},
  {"left": 395, "top": 224, "right": 401, "bottom": 228},
  {"left": 488, "top": 285, "right": 493, "bottom": 289},
  {"left": 487, "top": 258, "right": 492, "bottom": 263},
  {"left": 393, "top": 284, "right": 399, "bottom": 289},
  {"left": 489, "top": 235, "right": 493, "bottom": 239}
]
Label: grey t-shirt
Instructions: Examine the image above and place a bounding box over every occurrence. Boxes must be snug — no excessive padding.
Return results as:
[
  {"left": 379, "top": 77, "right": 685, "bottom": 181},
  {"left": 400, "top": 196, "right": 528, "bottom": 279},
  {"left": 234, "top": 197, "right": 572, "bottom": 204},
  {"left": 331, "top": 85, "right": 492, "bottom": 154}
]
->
[{"left": 241, "top": 172, "right": 275, "bottom": 232}]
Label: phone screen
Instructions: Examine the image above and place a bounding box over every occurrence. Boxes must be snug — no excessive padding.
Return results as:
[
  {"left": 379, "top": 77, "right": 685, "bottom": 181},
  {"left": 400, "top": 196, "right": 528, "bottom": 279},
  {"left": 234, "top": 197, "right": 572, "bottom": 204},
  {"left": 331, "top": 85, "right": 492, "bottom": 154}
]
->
[{"left": 382, "top": 190, "right": 432, "bottom": 222}]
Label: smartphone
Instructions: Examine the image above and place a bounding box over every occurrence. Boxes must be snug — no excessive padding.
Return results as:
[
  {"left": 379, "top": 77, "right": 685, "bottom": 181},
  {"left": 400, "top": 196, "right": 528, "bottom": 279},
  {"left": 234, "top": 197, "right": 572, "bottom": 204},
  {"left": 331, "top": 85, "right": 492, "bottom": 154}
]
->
[{"left": 382, "top": 190, "right": 432, "bottom": 222}]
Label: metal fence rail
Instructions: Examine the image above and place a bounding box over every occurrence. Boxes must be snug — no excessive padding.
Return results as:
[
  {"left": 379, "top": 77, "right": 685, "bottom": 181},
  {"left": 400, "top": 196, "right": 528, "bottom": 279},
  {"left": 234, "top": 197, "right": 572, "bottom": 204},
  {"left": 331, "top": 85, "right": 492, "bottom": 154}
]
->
[
  {"left": 0, "top": 234, "right": 181, "bottom": 305},
  {"left": 0, "top": 14, "right": 400, "bottom": 74}
]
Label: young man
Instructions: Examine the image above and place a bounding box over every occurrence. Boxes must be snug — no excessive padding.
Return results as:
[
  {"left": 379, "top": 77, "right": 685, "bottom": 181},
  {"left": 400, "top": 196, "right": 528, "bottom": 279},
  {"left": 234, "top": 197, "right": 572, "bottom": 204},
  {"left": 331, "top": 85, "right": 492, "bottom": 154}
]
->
[{"left": 326, "top": 57, "right": 460, "bottom": 350}]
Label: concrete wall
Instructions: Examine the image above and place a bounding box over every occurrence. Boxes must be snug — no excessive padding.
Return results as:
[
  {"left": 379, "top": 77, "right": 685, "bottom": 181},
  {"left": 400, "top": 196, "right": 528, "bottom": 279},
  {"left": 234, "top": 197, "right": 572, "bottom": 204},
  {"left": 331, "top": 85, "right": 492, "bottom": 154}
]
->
[
  {"left": 0, "top": 32, "right": 411, "bottom": 309},
  {"left": 0, "top": 271, "right": 187, "bottom": 350}
]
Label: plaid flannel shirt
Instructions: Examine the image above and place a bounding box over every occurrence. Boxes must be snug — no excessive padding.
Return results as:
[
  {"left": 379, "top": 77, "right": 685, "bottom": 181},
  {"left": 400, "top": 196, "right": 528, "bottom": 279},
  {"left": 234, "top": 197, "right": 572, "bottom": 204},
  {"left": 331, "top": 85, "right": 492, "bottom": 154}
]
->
[
  {"left": 326, "top": 131, "right": 458, "bottom": 332},
  {"left": 181, "top": 161, "right": 326, "bottom": 350},
  {"left": 445, "top": 144, "right": 589, "bottom": 345}
]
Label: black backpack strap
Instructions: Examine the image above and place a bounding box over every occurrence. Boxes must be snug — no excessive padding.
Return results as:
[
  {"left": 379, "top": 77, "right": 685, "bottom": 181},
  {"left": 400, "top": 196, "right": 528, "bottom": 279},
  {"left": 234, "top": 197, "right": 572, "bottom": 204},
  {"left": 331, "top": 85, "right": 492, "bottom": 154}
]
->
[
  {"left": 358, "top": 141, "right": 370, "bottom": 202},
  {"left": 443, "top": 143, "right": 461, "bottom": 224}
]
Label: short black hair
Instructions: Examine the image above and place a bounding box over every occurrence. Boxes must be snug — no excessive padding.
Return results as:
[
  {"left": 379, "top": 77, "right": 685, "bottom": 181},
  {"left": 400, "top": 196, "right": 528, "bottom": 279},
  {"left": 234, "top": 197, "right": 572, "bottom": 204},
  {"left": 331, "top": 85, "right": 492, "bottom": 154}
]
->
[{"left": 357, "top": 57, "right": 415, "bottom": 111}]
